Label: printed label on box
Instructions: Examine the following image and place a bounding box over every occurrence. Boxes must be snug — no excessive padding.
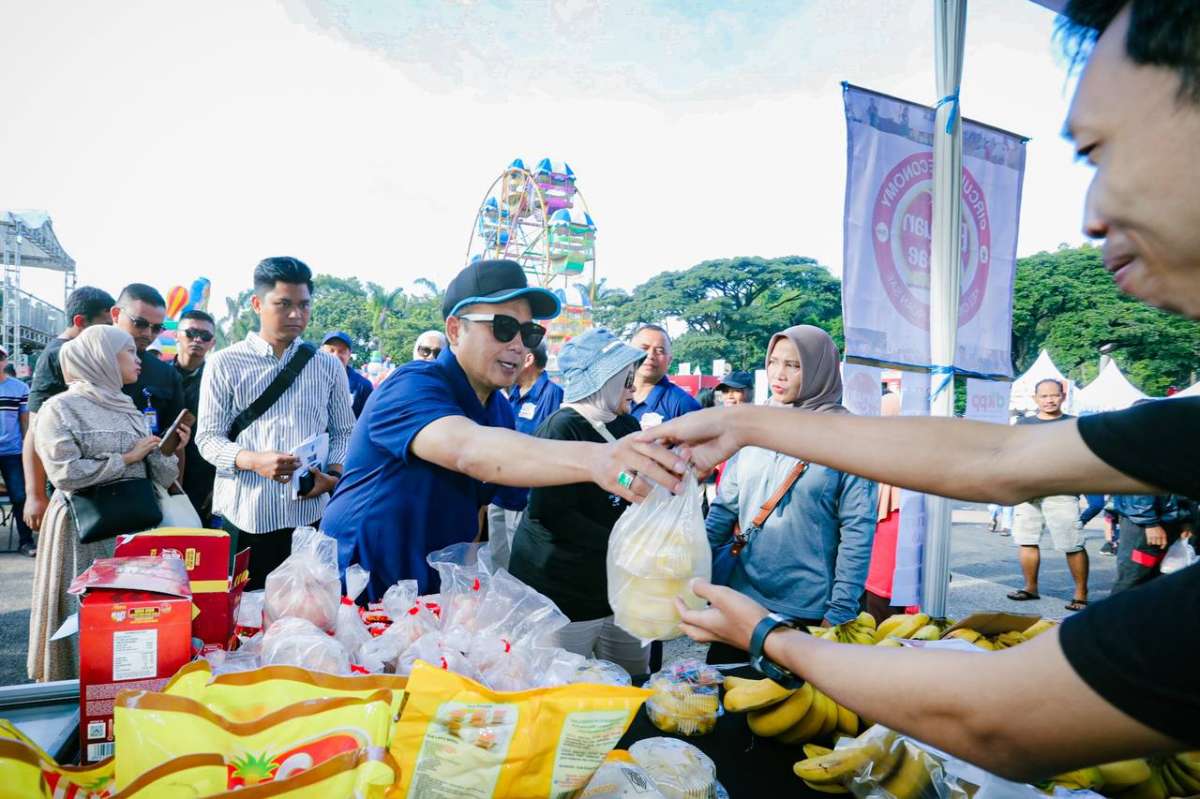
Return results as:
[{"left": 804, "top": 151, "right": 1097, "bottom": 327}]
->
[
  {"left": 87, "top": 720, "right": 106, "bottom": 740},
  {"left": 87, "top": 742, "right": 114, "bottom": 761},
  {"left": 112, "top": 629, "right": 158, "bottom": 681}
]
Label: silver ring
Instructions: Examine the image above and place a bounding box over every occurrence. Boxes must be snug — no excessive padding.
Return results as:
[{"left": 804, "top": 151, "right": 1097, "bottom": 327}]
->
[{"left": 617, "top": 470, "right": 635, "bottom": 489}]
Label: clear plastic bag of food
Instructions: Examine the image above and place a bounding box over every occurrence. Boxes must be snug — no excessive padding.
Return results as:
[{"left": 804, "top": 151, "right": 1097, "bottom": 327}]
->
[
  {"left": 260, "top": 617, "right": 351, "bottom": 674},
  {"left": 263, "top": 527, "right": 341, "bottom": 633},
  {"left": 644, "top": 659, "right": 723, "bottom": 737},
  {"left": 429, "top": 543, "right": 493, "bottom": 631},
  {"left": 607, "top": 471, "right": 711, "bottom": 644},
  {"left": 235, "top": 589, "right": 264, "bottom": 639},
  {"left": 394, "top": 628, "right": 484, "bottom": 683},
  {"left": 792, "top": 724, "right": 954, "bottom": 799},
  {"left": 572, "top": 658, "right": 633, "bottom": 687},
  {"left": 629, "top": 737, "right": 719, "bottom": 799},
  {"left": 335, "top": 565, "right": 375, "bottom": 667}
]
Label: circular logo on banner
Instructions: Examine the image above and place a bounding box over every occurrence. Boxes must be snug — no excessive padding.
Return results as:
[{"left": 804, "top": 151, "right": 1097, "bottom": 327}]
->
[
  {"left": 871, "top": 152, "right": 991, "bottom": 330},
  {"left": 843, "top": 371, "right": 880, "bottom": 416}
]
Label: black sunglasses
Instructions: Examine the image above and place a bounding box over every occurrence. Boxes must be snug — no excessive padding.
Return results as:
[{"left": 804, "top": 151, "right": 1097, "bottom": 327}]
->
[
  {"left": 126, "top": 314, "right": 165, "bottom": 335},
  {"left": 460, "top": 313, "right": 546, "bottom": 348},
  {"left": 417, "top": 345, "right": 442, "bottom": 358},
  {"left": 183, "top": 328, "right": 215, "bottom": 342}
]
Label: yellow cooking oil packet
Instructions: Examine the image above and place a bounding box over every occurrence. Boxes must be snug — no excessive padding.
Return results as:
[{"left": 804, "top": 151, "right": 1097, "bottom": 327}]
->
[
  {"left": 113, "top": 687, "right": 396, "bottom": 792},
  {"left": 0, "top": 719, "right": 114, "bottom": 799},
  {"left": 163, "top": 660, "right": 407, "bottom": 727},
  {"left": 190, "top": 748, "right": 395, "bottom": 799},
  {"left": 391, "top": 661, "right": 650, "bottom": 799},
  {"left": 111, "top": 753, "right": 229, "bottom": 798}
]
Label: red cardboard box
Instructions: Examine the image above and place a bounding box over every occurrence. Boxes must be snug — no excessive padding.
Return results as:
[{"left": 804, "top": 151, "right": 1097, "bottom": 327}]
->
[
  {"left": 69, "top": 557, "right": 194, "bottom": 763},
  {"left": 115, "top": 528, "right": 250, "bottom": 649}
]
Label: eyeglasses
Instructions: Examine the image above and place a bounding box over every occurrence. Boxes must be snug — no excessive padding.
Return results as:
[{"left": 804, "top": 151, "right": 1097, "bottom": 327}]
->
[
  {"left": 125, "top": 314, "right": 165, "bottom": 335},
  {"left": 182, "top": 329, "right": 214, "bottom": 342},
  {"left": 459, "top": 314, "right": 546, "bottom": 349},
  {"left": 417, "top": 346, "right": 441, "bottom": 358}
]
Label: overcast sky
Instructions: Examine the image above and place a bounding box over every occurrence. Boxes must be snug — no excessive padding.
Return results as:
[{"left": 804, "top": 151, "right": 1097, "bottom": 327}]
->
[{"left": 1, "top": 0, "right": 1089, "bottom": 315}]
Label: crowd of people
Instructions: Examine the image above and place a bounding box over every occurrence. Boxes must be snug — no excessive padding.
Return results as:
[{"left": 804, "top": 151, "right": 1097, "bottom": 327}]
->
[{"left": 0, "top": 0, "right": 1194, "bottom": 780}]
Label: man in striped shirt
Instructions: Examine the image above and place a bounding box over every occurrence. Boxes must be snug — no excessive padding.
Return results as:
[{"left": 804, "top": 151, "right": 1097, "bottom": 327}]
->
[{"left": 197, "top": 257, "right": 355, "bottom": 588}]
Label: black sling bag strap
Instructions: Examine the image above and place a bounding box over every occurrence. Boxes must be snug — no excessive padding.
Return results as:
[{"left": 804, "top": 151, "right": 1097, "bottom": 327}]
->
[{"left": 227, "top": 342, "right": 317, "bottom": 441}]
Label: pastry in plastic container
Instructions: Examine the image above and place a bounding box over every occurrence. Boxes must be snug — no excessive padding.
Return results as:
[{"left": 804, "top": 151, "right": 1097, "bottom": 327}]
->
[
  {"left": 644, "top": 659, "right": 723, "bottom": 736},
  {"left": 629, "top": 737, "right": 719, "bottom": 799},
  {"left": 572, "top": 658, "right": 633, "bottom": 687}
]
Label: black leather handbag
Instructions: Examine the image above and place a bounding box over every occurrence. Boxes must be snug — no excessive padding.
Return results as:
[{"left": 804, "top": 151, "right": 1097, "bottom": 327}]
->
[{"left": 68, "top": 464, "right": 163, "bottom": 545}]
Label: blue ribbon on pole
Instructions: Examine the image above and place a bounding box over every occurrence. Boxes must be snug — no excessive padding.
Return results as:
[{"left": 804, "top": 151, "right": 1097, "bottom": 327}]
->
[
  {"left": 936, "top": 88, "right": 960, "bottom": 134},
  {"left": 930, "top": 365, "right": 955, "bottom": 404}
]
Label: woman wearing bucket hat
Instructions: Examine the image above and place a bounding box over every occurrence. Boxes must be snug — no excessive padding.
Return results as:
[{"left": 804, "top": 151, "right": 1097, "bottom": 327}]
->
[
  {"left": 508, "top": 328, "right": 651, "bottom": 675},
  {"left": 703, "top": 325, "right": 877, "bottom": 664}
]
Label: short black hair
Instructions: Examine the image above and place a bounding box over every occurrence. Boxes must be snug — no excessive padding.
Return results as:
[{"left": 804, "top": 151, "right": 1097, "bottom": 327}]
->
[
  {"left": 696, "top": 388, "right": 716, "bottom": 409},
  {"left": 1034, "top": 378, "right": 1065, "bottom": 395},
  {"left": 632, "top": 323, "right": 672, "bottom": 349},
  {"left": 117, "top": 283, "right": 165, "bottom": 309},
  {"left": 531, "top": 341, "right": 549, "bottom": 370},
  {"left": 1059, "top": 0, "right": 1200, "bottom": 104},
  {"left": 180, "top": 309, "right": 216, "bottom": 327},
  {"left": 254, "top": 256, "right": 313, "bottom": 296},
  {"left": 66, "top": 286, "right": 116, "bottom": 322}
]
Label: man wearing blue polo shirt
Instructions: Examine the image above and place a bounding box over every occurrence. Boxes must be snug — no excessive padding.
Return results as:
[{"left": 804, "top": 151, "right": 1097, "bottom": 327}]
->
[
  {"left": 628, "top": 324, "right": 701, "bottom": 429},
  {"left": 323, "top": 260, "right": 688, "bottom": 600},
  {"left": 508, "top": 341, "right": 563, "bottom": 435},
  {"left": 321, "top": 331, "right": 374, "bottom": 418}
]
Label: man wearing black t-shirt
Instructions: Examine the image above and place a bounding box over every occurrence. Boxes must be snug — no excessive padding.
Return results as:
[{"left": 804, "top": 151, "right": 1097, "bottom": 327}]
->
[{"left": 633, "top": 2, "right": 1200, "bottom": 780}]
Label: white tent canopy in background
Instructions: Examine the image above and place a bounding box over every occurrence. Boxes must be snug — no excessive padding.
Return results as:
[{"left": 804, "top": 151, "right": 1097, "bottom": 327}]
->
[
  {"left": 1009, "top": 349, "right": 1075, "bottom": 414},
  {"left": 1073, "top": 359, "right": 1149, "bottom": 413}
]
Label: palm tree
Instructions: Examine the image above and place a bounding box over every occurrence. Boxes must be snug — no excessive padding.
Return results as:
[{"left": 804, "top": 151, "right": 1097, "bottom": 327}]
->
[{"left": 365, "top": 283, "right": 406, "bottom": 349}]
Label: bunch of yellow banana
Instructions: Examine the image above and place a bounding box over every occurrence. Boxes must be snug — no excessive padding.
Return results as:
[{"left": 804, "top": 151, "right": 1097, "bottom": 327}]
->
[
  {"left": 792, "top": 730, "right": 938, "bottom": 799},
  {"left": 941, "top": 627, "right": 1028, "bottom": 650},
  {"left": 872, "top": 613, "right": 958, "bottom": 643},
  {"left": 807, "top": 612, "right": 879, "bottom": 645},
  {"left": 1042, "top": 753, "right": 1200, "bottom": 798},
  {"left": 722, "top": 677, "right": 860, "bottom": 745}
]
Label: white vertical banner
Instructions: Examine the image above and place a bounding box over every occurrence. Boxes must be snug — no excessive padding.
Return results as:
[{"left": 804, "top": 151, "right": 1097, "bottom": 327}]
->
[
  {"left": 841, "top": 363, "right": 882, "bottom": 416},
  {"left": 966, "top": 378, "right": 1012, "bottom": 424},
  {"left": 891, "top": 370, "right": 932, "bottom": 606},
  {"left": 841, "top": 83, "right": 1027, "bottom": 377},
  {"left": 754, "top": 369, "right": 769, "bottom": 405}
]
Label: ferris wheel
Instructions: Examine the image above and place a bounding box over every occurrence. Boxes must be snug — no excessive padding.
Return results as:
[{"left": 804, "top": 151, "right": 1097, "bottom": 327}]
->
[{"left": 465, "top": 158, "right": 597, "bottom": 294}]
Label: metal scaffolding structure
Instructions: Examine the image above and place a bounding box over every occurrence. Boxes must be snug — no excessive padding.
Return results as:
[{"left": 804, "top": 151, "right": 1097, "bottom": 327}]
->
[{"left": 0, "top": 211, "right": 75, "bottom": 370}]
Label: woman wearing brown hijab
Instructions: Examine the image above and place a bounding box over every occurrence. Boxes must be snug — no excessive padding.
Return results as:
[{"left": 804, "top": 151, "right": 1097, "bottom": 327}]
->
[{"left": 704, "top": 325, "right": 877, "bottom": 663}]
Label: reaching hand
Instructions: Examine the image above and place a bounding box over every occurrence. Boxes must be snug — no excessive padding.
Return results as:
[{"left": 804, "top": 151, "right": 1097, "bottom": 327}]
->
[
  {"left": 635, "top": 406, "right": 746, "bottom": 475},
  {"left": 674, "top": 579, "right": 770, "bottom": 652},
  {"left": 1145, "top": 525, "right": 1168, "bottom": 548},
  {"left": 590, "top": 436, "right": 690, "bottom": 503}
]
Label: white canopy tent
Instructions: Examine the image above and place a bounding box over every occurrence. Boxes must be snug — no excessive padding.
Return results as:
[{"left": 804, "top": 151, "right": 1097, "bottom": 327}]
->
[
  {"left": 1009, "top": 349, "right": 1076, "bottom": 414},
  {"left": 1073, "top": 359, "right": 1149, "bottom": 413}
]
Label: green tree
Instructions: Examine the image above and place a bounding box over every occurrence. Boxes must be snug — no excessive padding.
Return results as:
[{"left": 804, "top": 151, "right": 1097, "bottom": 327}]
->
[
  {"left": 307, "top": 276, "right": 373, "bottom": 365},
  {"left": 1012, "top": 245, "right": 1200, "bottom": 394},
  {"left": 593, "top": 256, "right": 842, "bottom": 372}
]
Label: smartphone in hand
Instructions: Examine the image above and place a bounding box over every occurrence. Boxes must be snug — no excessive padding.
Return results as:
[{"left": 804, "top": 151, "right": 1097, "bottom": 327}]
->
[{"left": 158, "top": 409, "right": 196, "bottom": 456}]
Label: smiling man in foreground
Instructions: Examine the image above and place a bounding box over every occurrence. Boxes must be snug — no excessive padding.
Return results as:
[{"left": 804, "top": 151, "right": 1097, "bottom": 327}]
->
[
  {"left": 644, "top": 0, "right": 1200, "bottom": 781},
  {"left": 324, "top": 259, "right": 688, "bottom": 600}
]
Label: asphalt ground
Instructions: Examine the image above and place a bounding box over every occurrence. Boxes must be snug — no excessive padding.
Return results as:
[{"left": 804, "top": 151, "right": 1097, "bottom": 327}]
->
[{"left": 0, "top": 503, "right": 1116, "bottom": 685}]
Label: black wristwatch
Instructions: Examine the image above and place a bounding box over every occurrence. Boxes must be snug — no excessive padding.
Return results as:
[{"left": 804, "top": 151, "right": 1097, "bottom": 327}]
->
[{"left": 748, "top": 613, "right": 803, "bottom": 688}]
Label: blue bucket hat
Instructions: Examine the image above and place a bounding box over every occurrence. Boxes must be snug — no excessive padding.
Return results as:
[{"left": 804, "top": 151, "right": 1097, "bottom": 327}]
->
[{"left": 558, "top": 328, "right": 647, "bottom": 403}]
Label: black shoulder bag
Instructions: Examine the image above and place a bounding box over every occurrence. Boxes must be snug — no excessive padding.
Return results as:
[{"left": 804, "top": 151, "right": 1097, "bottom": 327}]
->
[
  {"left": 70, "top": 461, "right": 163, "bottom": 545},
  {"left": 228, "top": 342, "right": 317, "bottom": 492}
]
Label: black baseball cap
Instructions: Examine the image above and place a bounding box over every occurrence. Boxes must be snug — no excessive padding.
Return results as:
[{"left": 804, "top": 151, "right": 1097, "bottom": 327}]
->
[
  {"left": 443, "top": 259, "right": 561, "bottom": 321},
  {"left": 717, "top": 371, "right": 754, "bottom": 391}
]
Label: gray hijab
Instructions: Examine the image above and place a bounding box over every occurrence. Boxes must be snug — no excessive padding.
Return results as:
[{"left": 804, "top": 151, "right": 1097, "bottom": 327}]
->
[{"left": 765, "top": 324, "right": 848, "bottom": 414}]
